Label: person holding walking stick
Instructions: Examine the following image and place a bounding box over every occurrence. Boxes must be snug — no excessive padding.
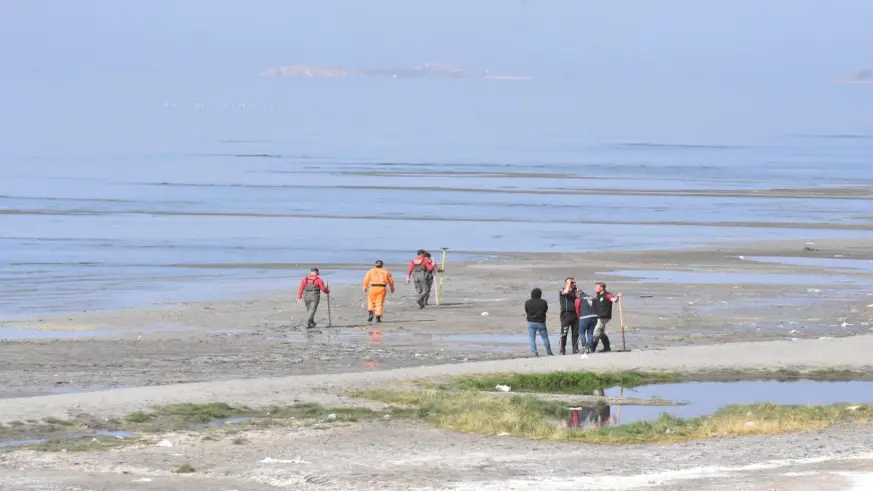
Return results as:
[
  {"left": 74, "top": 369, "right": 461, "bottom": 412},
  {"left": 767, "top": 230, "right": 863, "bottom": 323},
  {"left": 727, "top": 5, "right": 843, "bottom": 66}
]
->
[
  {"left": 590, "top": 282, "right": 621, "bottom": 353},
  {"left": 297, "top": 267, "right": 330, "bottom": 329}
]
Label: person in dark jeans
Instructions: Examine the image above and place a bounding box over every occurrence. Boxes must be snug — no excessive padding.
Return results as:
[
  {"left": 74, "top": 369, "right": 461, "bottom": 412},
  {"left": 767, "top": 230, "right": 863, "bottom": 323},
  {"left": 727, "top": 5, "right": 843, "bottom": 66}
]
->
[
  {"left": 576, "top": 289, "right": 598, "bottom": 354},
  {"left": 558, "top": 278, "right": 580, "bottom": 355},
  {"left": 524, "top": 288, "right": 553, "bottom": 356}
]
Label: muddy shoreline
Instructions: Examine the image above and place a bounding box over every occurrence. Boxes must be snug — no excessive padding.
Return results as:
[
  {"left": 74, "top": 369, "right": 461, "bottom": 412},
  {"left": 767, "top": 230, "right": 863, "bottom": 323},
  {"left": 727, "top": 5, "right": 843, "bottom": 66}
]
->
[
  {"left": 2, "top": 238, "right": 873, "bottom": 393},
  {"left": 1, "top": 238, "right": 873, "bottom": 489}
]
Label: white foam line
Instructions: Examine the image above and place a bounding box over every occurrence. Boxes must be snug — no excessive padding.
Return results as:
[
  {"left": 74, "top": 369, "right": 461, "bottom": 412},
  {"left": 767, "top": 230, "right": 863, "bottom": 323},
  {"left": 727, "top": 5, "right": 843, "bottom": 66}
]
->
[
  {"left": 837, "top": 471, "right": 873, "bottom": 491},
  {"left": 444, "top": 452, "right": 873, "bottom": 491}
]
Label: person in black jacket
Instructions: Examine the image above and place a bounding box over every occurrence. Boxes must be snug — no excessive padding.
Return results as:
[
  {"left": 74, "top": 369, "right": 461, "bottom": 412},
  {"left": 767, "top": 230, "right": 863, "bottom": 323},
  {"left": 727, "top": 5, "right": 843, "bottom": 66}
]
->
[
  {"left": 558, "top": 278, "right": 580, "bottom": 355},
  {"left": 524, "top": 288, "right": 553, "bottom": 356},
  {"left": 590, "top": 282, "right": 622, "bottom": 352}
]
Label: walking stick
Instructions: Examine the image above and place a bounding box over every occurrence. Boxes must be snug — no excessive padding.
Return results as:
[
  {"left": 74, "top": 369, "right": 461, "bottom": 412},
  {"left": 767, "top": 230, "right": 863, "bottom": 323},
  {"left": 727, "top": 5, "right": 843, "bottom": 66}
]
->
[
  {"left": 437, "top": 247, "right": 448, "bottom": 305},
  {"left": 326, "top": 281, "right": 332, "bottom": 328},
  {"left": 619, "top": 296, "right": 626, "bottom": 351}
]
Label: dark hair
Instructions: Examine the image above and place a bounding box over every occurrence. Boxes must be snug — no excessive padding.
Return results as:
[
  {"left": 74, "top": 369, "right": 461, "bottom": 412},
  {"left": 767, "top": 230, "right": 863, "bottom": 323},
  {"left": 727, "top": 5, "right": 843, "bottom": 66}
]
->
[
  {"left": 375, "top": 260, "right": 384, "bottom": 267},
  {"left": 530, "top": 288, "right": 542, "bottom": 299},
  {"left": 417, "top": 249, "right": 425, "bottom": 255},
  {"left": 596, "top": 282, "right": 606, "bottom": 289},
  {"left": 311, "top": 267, "right": 319, "bottom": 273}
]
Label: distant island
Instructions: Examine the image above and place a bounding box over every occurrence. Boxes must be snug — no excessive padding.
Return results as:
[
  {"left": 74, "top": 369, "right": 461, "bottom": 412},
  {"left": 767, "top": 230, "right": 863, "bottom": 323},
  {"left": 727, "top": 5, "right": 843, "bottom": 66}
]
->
[
  {"left": 837, "top": 70, "right": 873, "bottom": 84},
  {"left": 261, "top": 63, "right": 530, "bottom": 80}
]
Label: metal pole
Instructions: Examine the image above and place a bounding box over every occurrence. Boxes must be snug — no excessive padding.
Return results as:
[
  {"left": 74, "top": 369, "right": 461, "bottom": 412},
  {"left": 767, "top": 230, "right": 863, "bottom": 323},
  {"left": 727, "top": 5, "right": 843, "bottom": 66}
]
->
[
  {"left": 326, "top": 281, "right": 332, "bottom": 328},
  {"left": 437, "top": 247, "right": 448, "bottom": 305}
]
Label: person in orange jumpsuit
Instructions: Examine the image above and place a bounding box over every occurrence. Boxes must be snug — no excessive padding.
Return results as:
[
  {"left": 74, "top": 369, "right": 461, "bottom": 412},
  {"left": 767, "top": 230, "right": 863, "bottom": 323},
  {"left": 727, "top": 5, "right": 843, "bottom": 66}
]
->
[{"left": 362, "top": 260, "right": 395, "bottom": 323}]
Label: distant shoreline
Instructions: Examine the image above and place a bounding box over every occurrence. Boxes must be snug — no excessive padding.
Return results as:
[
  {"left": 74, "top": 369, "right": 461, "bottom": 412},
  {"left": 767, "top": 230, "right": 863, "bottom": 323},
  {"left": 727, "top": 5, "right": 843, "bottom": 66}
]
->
[{"left": 262, "top": 63, "right": 531, "bottom": 80}]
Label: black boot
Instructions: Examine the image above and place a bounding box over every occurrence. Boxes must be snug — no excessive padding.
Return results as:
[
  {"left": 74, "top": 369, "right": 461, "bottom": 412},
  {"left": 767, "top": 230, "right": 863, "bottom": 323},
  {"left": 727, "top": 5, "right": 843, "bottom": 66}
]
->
[
  {"left": 558, "top": 335, "right": 567, "bottom": 355},
  {"left": 367, "top": 311, "right": 374, "bottom": 322},
  {"left": 376, "top": 316, "right": 382, "bottom": 323},
  {"left": 590, "top": 337, "right": 600, "bottom": 353},
  {"left": 601, "top": 335, "right": 611, "bottom": 352},
  {"left": 571, "top": 336, "right": 580, "bottom": 354}
]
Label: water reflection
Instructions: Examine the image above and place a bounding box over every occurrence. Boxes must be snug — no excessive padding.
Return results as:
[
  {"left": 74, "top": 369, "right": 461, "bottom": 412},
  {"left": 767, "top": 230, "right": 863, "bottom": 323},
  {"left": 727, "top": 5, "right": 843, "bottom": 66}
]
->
[
  {"left": 561, "top": 388, "right": 615, "bottom": 429},
  {"left": 367, "top": 328, "right": 384, "bottom": 345},
  {"left": 562, "top": 380, "right": 873, "bottom": 429}
]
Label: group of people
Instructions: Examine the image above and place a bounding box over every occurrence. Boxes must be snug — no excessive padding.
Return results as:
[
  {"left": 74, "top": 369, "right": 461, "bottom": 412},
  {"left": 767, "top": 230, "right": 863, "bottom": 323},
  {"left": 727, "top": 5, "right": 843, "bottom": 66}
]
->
[
  {"left": 298, "top": 255, "right": 621, "bottom": 359},
  {"left": 525, "top": 278, "right": 621, "bottom": 356},
  {"left": 296, "top": 250, "right": 440, "bottom": 328}
]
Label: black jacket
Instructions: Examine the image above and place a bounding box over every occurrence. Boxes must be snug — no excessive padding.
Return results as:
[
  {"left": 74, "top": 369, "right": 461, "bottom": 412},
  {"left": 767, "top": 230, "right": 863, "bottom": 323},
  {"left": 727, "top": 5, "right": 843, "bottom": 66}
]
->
[{"left": 525, "top": 298, "right": 548, "bottom": 323}]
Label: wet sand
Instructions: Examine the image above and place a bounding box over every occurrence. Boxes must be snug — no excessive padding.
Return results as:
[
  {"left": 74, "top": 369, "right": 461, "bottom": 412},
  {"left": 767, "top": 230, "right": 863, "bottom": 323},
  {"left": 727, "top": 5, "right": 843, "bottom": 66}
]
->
[
  {"left": 2, "top": 238, "right": 873, "bottom": 489},
  {"left": 2, "top": 238, "right": 873, "bottom": 392}
]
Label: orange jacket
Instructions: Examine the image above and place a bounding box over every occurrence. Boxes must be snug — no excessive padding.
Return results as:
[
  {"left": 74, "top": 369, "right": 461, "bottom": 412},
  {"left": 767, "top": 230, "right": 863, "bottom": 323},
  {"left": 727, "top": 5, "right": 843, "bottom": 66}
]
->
[{"left": 363, "top": 267, "right": 394, "bottom": 291}]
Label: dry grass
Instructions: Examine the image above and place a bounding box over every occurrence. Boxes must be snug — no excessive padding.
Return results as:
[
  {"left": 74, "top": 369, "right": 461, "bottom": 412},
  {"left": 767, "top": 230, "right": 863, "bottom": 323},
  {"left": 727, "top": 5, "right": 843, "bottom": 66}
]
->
[{"left": 354, "top": 389, "right": 873, "bottom": 444}]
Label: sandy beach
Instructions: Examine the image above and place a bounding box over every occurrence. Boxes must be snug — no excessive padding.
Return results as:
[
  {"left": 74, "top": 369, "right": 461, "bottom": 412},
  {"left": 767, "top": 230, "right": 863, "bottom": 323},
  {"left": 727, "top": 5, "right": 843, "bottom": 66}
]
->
[{"left": 1, "top": 238, "right": 873, "bottom": 489}]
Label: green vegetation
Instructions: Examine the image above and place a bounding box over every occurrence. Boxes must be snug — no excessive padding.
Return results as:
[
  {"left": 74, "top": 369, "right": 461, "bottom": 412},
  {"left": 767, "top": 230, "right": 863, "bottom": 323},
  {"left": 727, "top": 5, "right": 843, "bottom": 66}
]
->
[
  {"left": 354, "top": 388, "right": 873, "bottom": 444},
  {"left": 174, "top": 462, "right": 196, "bottom": 474},
  {"left": 2, "top": 402, "right": 400, "bottom": 453},
  {"left": 454, "top": 371, "right": 674, "bottom": 393},
  {"left": 25, "top": 436, "right": 135, "bottom": 453},
  {"left": 42, "top": 417, "right": 74, "bottom": 426}
]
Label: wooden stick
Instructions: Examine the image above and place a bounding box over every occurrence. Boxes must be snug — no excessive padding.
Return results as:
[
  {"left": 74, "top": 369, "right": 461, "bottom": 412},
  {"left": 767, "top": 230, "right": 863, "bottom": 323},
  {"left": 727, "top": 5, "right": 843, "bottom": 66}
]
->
[
  {"left": 326, "top": 281, "right": 332, "bottom": 328},
  {"left": 619, "top": 297, "right": 626, "bottom": 351}
]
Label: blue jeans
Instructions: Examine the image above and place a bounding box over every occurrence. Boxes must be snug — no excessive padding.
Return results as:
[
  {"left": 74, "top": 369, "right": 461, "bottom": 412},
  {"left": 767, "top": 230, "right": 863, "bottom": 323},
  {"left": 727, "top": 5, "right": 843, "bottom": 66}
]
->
[
  {"left": 527, "top": 322, "right": 552, "bottom": 354},
  {"left": 579, "top": 317, "right": 597, "bottom": 347}
]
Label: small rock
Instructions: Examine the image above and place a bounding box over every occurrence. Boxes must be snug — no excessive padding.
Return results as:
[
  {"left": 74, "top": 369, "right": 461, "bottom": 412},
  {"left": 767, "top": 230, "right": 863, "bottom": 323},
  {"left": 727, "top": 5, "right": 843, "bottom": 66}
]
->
[
  {"left": 497, "top": 432, "right": 510, "bottom": 436},
  {"left": 807, "top": 288, "right": 821, "bottom": 293},
  {"left": 323, "top": 413, "right": 337, "bottom": 422},
  {"left": 481, "top": 312, "right": 489, "bottom": 316},
  {"left": 819, "top": 337, "right": 833, "bottom": 340},
  {"left": 260, "top": 456, "right": 308, "bottom": 464},
  {"left": 155, "top": 439, "right": 173, "bottom": 448},
  {"left": 846, "top": 405, "right": 861, "bottom": 411},
  {"left": 579, "top": 354, "right": 588, "bottom": 360},
  {"left": 790, "top": 330, "right": 798, "bottom": 334},
  {"left": 841, "top": 322, "right": 852, "bottom": 327},
  {"left": 383, "top": 414, "right": 391, "bottom": 420},
  {"left": 745, "top": 421, "right": 755, "bottom": 428},
  {"left": 132, "top": 478, "right": 153, "bottom": 483},
  {"left": 495, "top": 385, "right": 512, "bottom": 392}
]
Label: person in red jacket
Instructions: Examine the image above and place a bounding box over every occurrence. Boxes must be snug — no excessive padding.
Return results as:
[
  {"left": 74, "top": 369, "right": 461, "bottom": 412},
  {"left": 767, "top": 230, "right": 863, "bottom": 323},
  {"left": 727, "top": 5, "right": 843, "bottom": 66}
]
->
[
  {"left": 407, "top": 249, "right": 436, "bottom": 308},
  {"left": 297, "top": 268, "right": 330, "bottom": 329}
]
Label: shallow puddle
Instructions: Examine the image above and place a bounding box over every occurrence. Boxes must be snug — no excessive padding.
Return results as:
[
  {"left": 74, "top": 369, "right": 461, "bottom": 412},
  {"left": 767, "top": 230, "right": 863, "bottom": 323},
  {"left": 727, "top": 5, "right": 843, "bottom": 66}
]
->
[
  {"left": 0, "top": 327, "right": 120, "bottom": 340},
  {"left": 0, "top": 385, "right": 126, "bottom": 400},
  {"left": 190, "top": 416, "right": 252, "bottom": 429},
  {"left": 747, "top": 256, "right": 873, "bottom": 274},
  {"left": 0, "top": 430, "right": 134, "bottom": 449},
  {"left": 563, "top": 380, "right": 873, "bottom": 429},
  {"left": 607, "top": 270, "right": 871, "bottom": 286}
]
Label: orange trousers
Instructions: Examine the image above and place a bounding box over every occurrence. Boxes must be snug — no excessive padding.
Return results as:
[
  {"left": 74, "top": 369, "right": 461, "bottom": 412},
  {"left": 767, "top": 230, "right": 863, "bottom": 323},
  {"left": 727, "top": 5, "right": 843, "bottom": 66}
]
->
[{"left": 367, "top": 286, "right": 387, "bottom": 316}]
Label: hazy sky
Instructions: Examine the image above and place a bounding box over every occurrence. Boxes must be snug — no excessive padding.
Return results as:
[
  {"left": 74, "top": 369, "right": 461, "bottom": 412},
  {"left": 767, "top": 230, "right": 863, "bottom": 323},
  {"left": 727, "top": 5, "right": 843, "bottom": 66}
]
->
[{"left": 1, "top": 0, "right": 870, "bottom": 150}]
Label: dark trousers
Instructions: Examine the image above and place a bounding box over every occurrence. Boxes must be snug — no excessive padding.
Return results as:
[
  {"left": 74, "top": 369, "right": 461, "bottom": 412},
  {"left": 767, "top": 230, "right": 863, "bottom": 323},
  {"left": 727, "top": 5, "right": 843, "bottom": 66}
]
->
[{"left": 559, "top": 312, "right": 579, "bottom": 353}]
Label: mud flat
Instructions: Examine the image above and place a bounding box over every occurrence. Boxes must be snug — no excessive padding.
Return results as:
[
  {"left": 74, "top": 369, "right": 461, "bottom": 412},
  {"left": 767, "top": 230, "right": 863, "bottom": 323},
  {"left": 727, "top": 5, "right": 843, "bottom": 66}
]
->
[
  {"left": 2, "top": 238, "right": 873, "bottom": 489},
  {"left": 2, "top": 238, "right": 873, "bottom": 392}
]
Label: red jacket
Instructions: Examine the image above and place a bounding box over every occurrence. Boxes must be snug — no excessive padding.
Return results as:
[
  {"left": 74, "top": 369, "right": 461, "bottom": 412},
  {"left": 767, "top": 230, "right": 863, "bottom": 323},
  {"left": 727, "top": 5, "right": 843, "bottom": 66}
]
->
[
  {"left": 407, "top": 255, "right": 436, "bottom": 276},
  {"left": 297, "top": 274, "right": 329, "bottom": 299}
]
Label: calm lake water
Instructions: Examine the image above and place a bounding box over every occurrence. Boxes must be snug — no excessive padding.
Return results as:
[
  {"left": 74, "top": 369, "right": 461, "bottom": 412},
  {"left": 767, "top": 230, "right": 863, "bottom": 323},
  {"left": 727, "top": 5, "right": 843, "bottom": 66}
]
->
[{"left": 2, "top": 79, "right": 872, "bottom": 316}]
